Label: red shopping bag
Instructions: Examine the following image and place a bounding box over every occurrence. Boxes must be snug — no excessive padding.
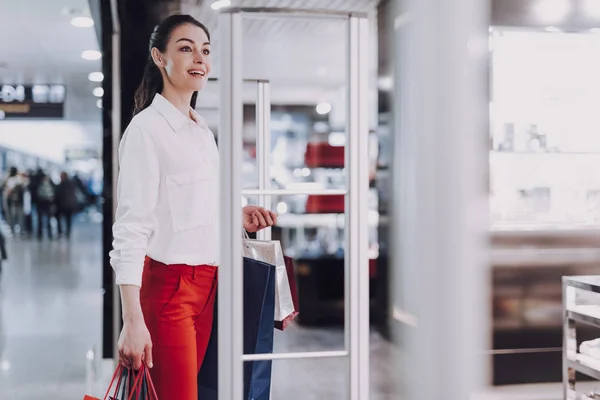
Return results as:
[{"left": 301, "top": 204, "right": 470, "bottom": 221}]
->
[
  {"left": 83, "top": 362, "right": 158, "bottom": 400},
  {"left": 275, "top": 256, "right": 300, "bottom": 330}
]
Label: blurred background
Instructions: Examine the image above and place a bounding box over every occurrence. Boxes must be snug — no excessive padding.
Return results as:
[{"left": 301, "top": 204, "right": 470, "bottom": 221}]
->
[{"left": 3, "top": 0, "right": 600, "bottom": 399}]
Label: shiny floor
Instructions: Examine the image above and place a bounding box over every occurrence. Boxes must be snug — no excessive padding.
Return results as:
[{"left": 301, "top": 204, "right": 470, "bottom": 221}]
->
[
  {"left": 0, "top": 218, "right": 580, "bottom": 399},
  {"left": 0, "top": 218, "right": 402, "bottom": 399}
]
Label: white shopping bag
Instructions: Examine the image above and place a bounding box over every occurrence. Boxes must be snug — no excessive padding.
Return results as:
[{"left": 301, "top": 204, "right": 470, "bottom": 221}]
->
[{"left": 241, "top": 231, "right": 297, "bottom": 330}]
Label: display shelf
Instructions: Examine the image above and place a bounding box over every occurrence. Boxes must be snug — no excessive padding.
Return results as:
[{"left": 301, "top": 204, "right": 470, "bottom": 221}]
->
[
  {"left": 563, "top": 276, "right": 600, "bottom": 397},
  {"left": 276, "top": 212, "right": 379, "bottom": 229},
  {"left": 567, "top": 308, "right": 600, "bottom": 328},
  {"left": 567, "top": 359, "right": 600, "bottom": 381}
]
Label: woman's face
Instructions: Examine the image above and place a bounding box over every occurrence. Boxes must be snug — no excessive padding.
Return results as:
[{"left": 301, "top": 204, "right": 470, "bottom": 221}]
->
[{"left": 154, "top": 23, "right": 211, "bottom": 92}]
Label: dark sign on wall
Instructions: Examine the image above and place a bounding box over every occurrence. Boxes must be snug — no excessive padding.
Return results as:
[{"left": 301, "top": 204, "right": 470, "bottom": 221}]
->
[{"left": 0, "top": 84, "right": 66, "bottom": 119}]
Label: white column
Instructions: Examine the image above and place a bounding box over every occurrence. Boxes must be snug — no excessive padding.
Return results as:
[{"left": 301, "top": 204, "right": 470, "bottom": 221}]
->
[
  {"left": 392, "top": 0, "right": 490, "bottom": 398},
  {"left": 218, "top": 11, "right": 244, "bottom": 400}
]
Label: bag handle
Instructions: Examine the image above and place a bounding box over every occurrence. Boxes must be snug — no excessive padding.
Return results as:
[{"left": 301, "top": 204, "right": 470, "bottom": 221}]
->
[
  {"left": 103, "top": 364, "right": 128, "bottom": 400},
  {"left": 126, "top": 365, "right": 147, "bottom": 400},
  {"left": 144, "top": 364, "right": 159, "bottom": 400}
]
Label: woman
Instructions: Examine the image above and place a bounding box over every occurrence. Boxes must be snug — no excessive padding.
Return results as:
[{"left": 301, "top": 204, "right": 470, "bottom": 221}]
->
[{"left": 110, "top": 14, "right": 277, "bottom": 399}]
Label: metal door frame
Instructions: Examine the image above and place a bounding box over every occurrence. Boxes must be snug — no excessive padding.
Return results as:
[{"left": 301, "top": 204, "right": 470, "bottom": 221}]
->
[{"left": 218, "top": 7, "right": 370, "bottom": 400}]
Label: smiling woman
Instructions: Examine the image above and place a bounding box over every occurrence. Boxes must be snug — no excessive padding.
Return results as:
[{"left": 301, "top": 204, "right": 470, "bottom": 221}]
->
[
  {"left": 133, "top": 15, "right": 211, "bottom": 116},
  {"left": 111, "top": 13, "right": 277, "bottom": 400}
]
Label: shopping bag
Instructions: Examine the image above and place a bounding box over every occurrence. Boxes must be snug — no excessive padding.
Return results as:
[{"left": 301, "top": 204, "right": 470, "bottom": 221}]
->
[
  {"left": 84, "top": 362, "right": 157, "bottom": 400},
  {"left": 198, "top": 257, "right": 276, "bottom": 400},
  {"left": 274, "top": 256, "right": 299, "bottom": 330},
  {"left": 241, "top": 231, "right": 298, "bottom": 330}
]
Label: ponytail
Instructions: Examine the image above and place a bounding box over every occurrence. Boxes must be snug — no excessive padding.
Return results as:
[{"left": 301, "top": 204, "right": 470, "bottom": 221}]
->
[{"left": 133, "top": 58, "right": 163, "bottom": 115}]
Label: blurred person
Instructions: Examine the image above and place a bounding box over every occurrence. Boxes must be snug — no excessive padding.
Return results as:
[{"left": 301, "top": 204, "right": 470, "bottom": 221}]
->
[
  {"left": 55, "top": 172, "right": 79, "bottom": 239},
  {"left": 4, "top": 167, "right": 25, "bottom": 236},
  {"left": 0, "top": 226, "right": 7, "bottom": 276},
  {"left": 28, "top": 167, "right": 45, "bottom": 235},
  {"left": 36, "top": 174, "right": 56, "bottom": 240},
  {"left": 72, "top": 172, "right": 92, "bottom": 208},
  {"left": 21, "top": 171, "right": 33, "bottom": 237},
  {"left": 110, "top": 15, "right": 277, "bottom": 400}
]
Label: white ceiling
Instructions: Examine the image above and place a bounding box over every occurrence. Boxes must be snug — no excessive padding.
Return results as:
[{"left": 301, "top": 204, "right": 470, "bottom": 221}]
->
[
  {"left": 184, "top": 0, "right": 380, "bottom": 120},
  {"left": 0, "top": 0, "right": 379, "bottom": 128},
  {"left": 0, "top": 0, "right": 102, "bottom": 123}
]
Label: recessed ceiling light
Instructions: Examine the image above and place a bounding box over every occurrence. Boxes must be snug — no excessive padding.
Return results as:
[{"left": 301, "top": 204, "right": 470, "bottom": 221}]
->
[
  {"left": 93, "top": 87, "right": 104, "bottom": 97},
  {"left": 211, "top": 0, "right": 231, "bottom": 10},
  {"left": 97, "top": 99, "right": 103, "bottom": 109},
  {"left": 71, "top": 16, "right": 94, "bottom": 28},
  {"left": 316, "top": 102, "right": 332, "bottom": 115},
  {"left": 88, "top": 72, "right": 104, "bottom": 82},
  {"left": 81, "top": 50, "right": 102, "bottom": 60}
]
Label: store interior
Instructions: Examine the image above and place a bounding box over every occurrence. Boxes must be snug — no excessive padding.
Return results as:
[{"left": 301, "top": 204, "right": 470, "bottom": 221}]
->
[{"left": 4, "top": 0, "right": 600, "bottom": 398}]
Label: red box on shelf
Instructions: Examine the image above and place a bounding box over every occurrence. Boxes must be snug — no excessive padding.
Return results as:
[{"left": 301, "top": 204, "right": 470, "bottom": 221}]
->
[
  {"left": 305, "top": 194, "right": 345, "bottom": 213},
  {"left": 304, "top": 142, "right": 344, "bottom": 168}
]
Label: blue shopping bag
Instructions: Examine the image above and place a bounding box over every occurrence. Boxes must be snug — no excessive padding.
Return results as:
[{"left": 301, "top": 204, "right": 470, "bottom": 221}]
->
[{"left": 198, "top": 257, "right": 276, "bottom": 400}]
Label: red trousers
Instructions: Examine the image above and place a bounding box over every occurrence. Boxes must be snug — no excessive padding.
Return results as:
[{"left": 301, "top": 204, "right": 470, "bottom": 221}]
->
[{"left": 140, "top": 257, "right": 217, "bottom": 400}]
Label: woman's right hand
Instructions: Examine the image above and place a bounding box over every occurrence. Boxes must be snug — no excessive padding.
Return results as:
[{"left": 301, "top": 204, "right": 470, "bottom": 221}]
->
[{"left": 117, "top": 318, "right": 153, "bottom": 370}]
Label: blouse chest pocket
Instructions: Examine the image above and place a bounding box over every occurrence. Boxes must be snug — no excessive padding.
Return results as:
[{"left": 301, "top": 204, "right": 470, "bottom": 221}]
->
[{"left": 165, "top": 170, "right": 217, "bottom": 232}]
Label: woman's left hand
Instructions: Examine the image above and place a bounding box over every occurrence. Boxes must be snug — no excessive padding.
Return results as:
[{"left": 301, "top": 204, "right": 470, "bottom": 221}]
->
[{"left": 243, "top": 205, "right": 278, "bottom": 233}]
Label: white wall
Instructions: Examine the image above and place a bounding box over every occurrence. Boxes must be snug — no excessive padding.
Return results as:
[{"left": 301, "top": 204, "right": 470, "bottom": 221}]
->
[{"left": 0, "top": 120, "right": 102, "bottom": 164}]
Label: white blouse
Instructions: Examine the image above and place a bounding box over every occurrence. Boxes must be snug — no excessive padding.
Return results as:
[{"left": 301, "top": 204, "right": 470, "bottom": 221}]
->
[{"left": 109, "top": 94, "right": 219, "bottom": 287}]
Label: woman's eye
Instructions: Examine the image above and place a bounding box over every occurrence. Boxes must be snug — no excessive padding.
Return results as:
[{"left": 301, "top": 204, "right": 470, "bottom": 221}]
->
[
  {"left": 181, "top": 46, "right": 192, "bottom": 52},
  {"left": 203, "top": 49, "right": 211, "bottom": 55}
]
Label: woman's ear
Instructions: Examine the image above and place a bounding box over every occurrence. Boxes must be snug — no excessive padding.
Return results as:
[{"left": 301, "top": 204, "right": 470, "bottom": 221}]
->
[{"left": 151, "top": 48, "right": 165, "bottom": 68}]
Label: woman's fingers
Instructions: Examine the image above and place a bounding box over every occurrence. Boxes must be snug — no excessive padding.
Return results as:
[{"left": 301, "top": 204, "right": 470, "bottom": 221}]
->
[
  {"left": 253, "top": 211, "right": 268, "bottom": 228},
  {"left": 255, "top": 208, "right": 275, "bottom": 226}
]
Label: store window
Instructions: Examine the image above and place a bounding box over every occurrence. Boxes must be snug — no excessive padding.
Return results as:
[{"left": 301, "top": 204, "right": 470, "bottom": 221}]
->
[{"left": 490, "top": 29, "right": 600, "bottom": 229}]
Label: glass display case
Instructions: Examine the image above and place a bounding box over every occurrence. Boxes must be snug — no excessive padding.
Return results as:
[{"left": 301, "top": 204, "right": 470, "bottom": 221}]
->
[{"left": 490, "top": 29, "right": 600, "bottom": 229}]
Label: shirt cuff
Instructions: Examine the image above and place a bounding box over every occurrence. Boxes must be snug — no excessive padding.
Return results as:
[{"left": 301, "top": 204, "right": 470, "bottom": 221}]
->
[{"left": 114, "top": 262, "right": 144, "bottom": 287}]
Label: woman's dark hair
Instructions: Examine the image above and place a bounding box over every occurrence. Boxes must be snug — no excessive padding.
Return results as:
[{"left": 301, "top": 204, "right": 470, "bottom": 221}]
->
[{"left": 133, "top": 14, "right": 210, "bottom": 115}]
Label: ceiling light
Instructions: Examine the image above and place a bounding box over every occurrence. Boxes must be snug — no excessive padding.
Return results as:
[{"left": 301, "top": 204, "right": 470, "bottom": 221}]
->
[
  {"left": 532, "top": 0, "right": 570, "bottom": 24},
  {"left": 378, "top": 76, "right": 393, "bottom": 91},
  {"left": 316, "top": 102, "right": 332, "bottom": 115},
  {"left": 545, "top": 26, "right": 563, "bottom": 32},
  {"left": 97, "top": 99, "right": 102, "bottom": 109},
  {"left": 88, "top": 72, "right": 104, "bottom": 82},
  {"left": 93, "top": 87, "right": 104, "bottom": 97},
  {"left": 276, "top": 202, "right": 288, "bottom": 214},
  {"left": 81, "top": 50, "right": 102, "bottom": 60},
  {"left": 71, "top": 16, "right": 94, "bottom": 28},
  {"left": 211, "top": 0, "right": 231, "bottom": 10}
]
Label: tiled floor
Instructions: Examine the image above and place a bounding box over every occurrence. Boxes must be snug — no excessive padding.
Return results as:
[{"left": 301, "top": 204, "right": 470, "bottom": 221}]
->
[
  {"left": 0, "top": 218, "right": 580, "bottom": 400},
  {"left": 0, "top": 219, "right": 104, "bottom": 398},
  {"left": 0, "top": 219, "right": 402, "bottom": 399}
]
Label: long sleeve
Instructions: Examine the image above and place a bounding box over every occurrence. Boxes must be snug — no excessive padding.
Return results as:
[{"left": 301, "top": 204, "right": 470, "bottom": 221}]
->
[{"left": 109, "top": 126, "right": 160, "bottom": 287}]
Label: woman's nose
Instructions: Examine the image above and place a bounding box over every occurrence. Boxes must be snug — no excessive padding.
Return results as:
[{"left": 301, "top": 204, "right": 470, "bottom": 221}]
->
[{"left": 194, "top": 53, "right": 205, "bottom": 64}]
